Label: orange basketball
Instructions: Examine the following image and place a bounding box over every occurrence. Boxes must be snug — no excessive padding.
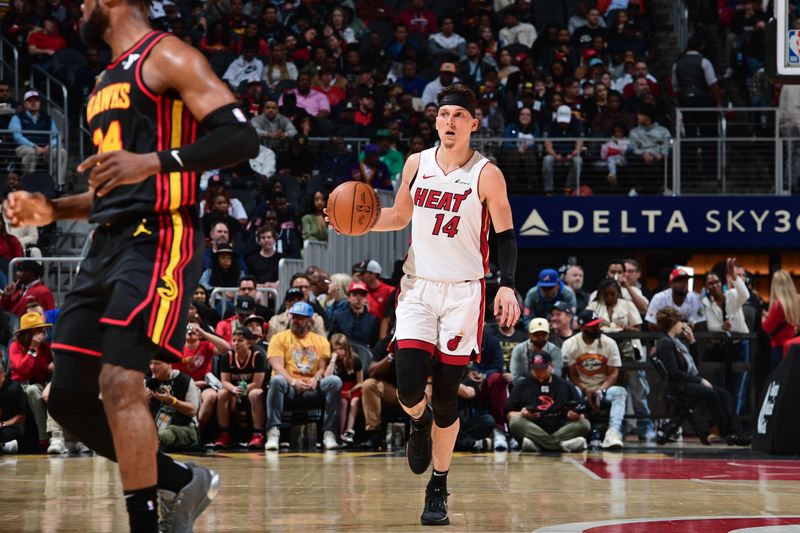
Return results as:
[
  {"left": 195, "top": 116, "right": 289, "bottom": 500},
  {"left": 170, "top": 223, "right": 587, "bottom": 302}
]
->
[{"left": 326, "top": 181, "right": 381, "bottom": 236}]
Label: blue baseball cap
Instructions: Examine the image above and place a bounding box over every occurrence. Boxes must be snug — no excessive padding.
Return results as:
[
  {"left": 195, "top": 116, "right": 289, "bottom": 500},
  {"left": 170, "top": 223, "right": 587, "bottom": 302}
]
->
[
  {"left": 289, "top": 301, "right": 314, "bottom": 318},
  {"left": 538, "top": 268, "right": 560, "bottom": 287}
]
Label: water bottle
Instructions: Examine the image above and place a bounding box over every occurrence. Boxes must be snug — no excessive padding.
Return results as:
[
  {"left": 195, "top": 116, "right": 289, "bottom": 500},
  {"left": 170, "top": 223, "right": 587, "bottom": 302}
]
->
[
  {"left": 589, "top": 428, "right": 602, "bottom": 451},
  {"left": 238, "top": 380, "right": 248, "bottom": 405}
]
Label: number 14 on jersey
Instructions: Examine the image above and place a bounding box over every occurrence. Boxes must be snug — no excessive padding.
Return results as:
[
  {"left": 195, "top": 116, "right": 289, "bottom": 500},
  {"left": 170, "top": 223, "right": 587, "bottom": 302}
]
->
[{"left": 432, "top": 214, "right": 460, "bottom": 238}]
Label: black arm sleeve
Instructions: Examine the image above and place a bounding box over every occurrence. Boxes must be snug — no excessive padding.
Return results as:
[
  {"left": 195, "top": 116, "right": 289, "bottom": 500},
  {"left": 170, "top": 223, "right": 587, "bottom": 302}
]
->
[
  {"left": 496, "top": 229, "right": 518, "bottom": 289},
  {"left": 157, "top": 103, "right": 259, "bottom": 173}
]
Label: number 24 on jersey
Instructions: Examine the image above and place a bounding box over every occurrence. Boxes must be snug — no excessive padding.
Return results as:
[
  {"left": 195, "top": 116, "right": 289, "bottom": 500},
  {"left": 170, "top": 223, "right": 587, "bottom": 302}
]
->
[{"left": 92, "top": 120, "right": 123, "bottom": 154}]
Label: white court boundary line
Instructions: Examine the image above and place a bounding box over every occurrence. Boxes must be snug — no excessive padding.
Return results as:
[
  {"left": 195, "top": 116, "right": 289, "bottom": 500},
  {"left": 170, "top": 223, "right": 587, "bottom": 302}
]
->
[
  {"left": 533, "top": 515, "right": 800, "bottom": 532},
  {"left": 563, "top": 458, "right": 601, "bottom": 480}
]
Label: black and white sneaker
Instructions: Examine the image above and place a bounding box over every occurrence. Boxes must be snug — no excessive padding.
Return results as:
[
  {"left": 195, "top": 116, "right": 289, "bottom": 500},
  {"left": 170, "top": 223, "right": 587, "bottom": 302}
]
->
[
  {"left": 406, "top": 405, "right": 433, "bottom": 475},
  {"left": 420, "top": 485, "right": 450, "bottom": 526}
]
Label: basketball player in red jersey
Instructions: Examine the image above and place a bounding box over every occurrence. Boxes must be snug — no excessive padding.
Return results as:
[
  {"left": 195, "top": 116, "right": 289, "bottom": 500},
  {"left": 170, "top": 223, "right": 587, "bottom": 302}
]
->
[
  {"left": 4, "top": 0, "right": 258, "bottom": 530},
  {"left": 370, "top": 85, "right": 520, "bottom": 525}
]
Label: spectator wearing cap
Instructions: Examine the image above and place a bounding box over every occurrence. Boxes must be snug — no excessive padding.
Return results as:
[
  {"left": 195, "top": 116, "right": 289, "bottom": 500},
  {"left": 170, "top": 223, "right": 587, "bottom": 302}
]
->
[
  {"left": 243, "top": 314, "right": 268, "bottom": 356},
  {"left": 266, "top": 301, "right": 342, "bottom": 450},
  {"left": 622, "top": 103, "right": 671, "bottom": 195},
  {"left": 265, "top": 287, "right": 326, "bottom": 342},
  {"left": 278, "top": 72, "right": 330, "bottom": 118},
  {"left": 506, "top": 351, "right": 591, "bottom": 452},
  {"left": 342, "top": 144, "right": 392, "bottom": 190},
  {"left": 251, "top": 97, "right": 297, "bottom": 152},
  {"left": 213, "top": 327, "right": 268, "bottom": 449},
  {"left": 353, "top": 260, "right": 396, "bottom": 326},
  {"left": 203, "top": 221, "right": 247, "bottom": 274},
  {"left": 222, "top": 47, "right": 264, "bottom": 89},
  {"left": 178, "top": 320, "right": 230, "bottom": 431},
  {"left": 246, "top": 226, "right": 281, "bottom": 289},
  {"left": 329, "top": 281, "right": 379, "bottom": 347},
  {"left": 9, "top": 90, "right": 67, "bottom": 179},
  {"left": 199, "top": 242, "right": 242, "bottom": 292},
  {"left": 146, "top": 358, "right": 201, "bottom": 451},
  {"left": 421, "top": 62, "right": 459, "bottom": 106},
  {"left": 645, "top": 268, "right": 706, "bottom": 331},
  {"left": 215, "top": 294, "right": 256, "bottom": 343},
  {"left": 499, "top": 7, "right": 537, "bottom": 48},
  {"left": 1, "top": 260, "right": 55, "bottom": 317},
  {"left": 549, "top": 301, "right": 575, "bottom": 346},
  {"left": 353, "top": 88, "right": 377, "bottom": 131},
  {"left": 335, "top": 101, "right": 367, "bottom": 137},
  {"left": 397, "top": 0, "right": 438, "bottom": 37},
  {"left": 523, "top": 268, "right": 577, "bottom": 328},
  {"left": 542, "top": 105, "right": 584, "bottom": 193},
  {"left": 227, "top": 275, "right": 273, "bottom": 321},
  {"left": 427, "top": 16, "right": 466, "bottom": 64},
  {"left": 562, "top": 309, "right": 626, "bottom": 449},
  {"left": 511, "top": 317, "right": 564, "bottom": 384}
]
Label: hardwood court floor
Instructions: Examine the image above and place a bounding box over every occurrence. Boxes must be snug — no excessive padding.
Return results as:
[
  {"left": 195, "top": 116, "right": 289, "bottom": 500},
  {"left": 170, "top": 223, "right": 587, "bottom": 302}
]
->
[{"left": 1, "top": 442, "right": 800, "bottom": 532}]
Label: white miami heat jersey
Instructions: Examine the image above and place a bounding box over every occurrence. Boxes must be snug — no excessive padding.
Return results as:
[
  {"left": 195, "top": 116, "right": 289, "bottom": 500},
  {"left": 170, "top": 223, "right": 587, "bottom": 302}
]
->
[{"left": 404, "top": 147, "right": 491, "bottom": 282}]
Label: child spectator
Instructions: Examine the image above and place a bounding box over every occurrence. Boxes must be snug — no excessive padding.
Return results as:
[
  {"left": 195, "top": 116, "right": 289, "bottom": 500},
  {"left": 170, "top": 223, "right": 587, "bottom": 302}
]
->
[
  {"left": 326, "top": 333, "right": 363, "bottom": 445},
  {"left": 600, "top": 122, "right": 629, "bottom": 188},
  {"left": 199, "top": 244, "right": 242, "bottom": 291}
]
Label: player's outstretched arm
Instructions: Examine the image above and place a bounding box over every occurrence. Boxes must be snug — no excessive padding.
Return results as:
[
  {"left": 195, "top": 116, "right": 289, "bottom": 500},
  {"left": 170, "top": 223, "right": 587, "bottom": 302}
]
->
[
  {"left": 480, "top": 164, "right": 520, "bottom": 328},
  {"left": 370, "top": 152, "right": 419, "bottom": 232},
  {"left": 79, "top": 35, "right": 259, "bottom": 198},
  {"left": 4, "top": 190, "right": 93, "bottom": 227}
]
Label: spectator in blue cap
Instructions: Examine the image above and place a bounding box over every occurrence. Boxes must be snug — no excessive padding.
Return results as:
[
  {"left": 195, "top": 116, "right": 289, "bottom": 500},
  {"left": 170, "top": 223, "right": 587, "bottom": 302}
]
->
[
  {"left": 523, "top": 268, "right": 577, "bottom": 328},
  {"left": 266, "top": 300, "right": 342, "bottom": 450},
  {"left": 341, "top": 143, "right": 393, "bottom": 190}
]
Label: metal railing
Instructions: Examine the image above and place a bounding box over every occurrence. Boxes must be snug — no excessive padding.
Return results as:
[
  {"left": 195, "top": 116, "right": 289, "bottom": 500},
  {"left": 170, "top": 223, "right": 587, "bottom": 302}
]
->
[
  {"left": 0, "top": 35, "right": 20, "bottom": 102},
  {"left": 673, "top": 107, "right": 780, "bottom": 195},
  {"left": 8, "top": 256, "right": 84, "bottom": 307},
  {"left": 0, "top": 129, "right": 63, "bottom": 189},
  {"left": 209, "top": 286, "right": 279, "bottom": 317}
]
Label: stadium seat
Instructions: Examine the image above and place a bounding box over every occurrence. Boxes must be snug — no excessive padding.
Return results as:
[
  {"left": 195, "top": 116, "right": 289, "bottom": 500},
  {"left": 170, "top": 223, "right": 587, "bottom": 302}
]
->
[{"left": 650, "top": 353, "right": 710, "bottom": 445}]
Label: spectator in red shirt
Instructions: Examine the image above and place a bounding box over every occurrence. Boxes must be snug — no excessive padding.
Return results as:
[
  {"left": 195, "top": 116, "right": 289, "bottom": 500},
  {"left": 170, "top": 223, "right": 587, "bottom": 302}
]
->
[
  {"left": 27, "top": 18, "right": 66, "bottom": 65},
  {"left": 1, "top": 260, "right": 55, "bottom": 317},
  {"left": 177, "top": 322, "right": 230, "bottom": 431},
  {"left": 762, "top": 271, "right": 800, "bottom": 371},
  {"left": 9, "top": 312, "right": 54, "bottom": 446},
  {"left": 397, "top": 0, "right": 437, "bottom": 36},
  {"left": 353, "top": 259, "right": 395, "bottom": 324},
  {"left": 0, "top": 222, "right": 23, "bottom": 262},
  {"left": 215, "top": 295, "right": 257, "bottom": 343}
]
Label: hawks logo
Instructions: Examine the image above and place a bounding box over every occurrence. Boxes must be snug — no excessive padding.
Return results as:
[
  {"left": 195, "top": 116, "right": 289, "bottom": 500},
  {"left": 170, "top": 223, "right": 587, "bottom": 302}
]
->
[
  {"left": 157, "top": 275, "right": 179, "bottom": 302},
  {"left": 447, "top": 331, "right": 465, "bottom": 351}
]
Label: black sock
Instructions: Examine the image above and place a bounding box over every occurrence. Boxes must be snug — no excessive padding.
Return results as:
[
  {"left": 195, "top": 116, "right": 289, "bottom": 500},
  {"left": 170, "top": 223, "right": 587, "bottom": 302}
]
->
[
  {"left": 411, "top": 405, "right": 432, "bottom": 428},
  {"left": 429, "top": 469, "right": 448, "bottom": 489},
  {"left": 123, "top": 485, "right": 159, "bottom": 533},
  {"left": 156, "top": 452, "right": 193, "bottom": 493}
]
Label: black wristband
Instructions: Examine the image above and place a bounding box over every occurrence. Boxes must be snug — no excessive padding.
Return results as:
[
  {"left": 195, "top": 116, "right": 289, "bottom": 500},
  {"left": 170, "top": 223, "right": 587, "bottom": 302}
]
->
[{"left": 496, "top": 229, "right": 517, "bottom": 290}]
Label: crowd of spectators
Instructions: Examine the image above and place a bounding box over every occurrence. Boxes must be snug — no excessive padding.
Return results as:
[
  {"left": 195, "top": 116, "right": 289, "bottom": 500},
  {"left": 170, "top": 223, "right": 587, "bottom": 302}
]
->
[
  {"left": 3, "top": 250, "right": 783, "bottom": 455},
  {"left": 4, "top": 0, "right": 786, "bottom": 200}
]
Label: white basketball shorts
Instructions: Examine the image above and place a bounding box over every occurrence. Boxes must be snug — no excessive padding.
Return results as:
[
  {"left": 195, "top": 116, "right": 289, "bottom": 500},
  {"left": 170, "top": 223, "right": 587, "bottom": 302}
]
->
[{"left": 394, "top": 275, "right": 486, "bottom": 365}]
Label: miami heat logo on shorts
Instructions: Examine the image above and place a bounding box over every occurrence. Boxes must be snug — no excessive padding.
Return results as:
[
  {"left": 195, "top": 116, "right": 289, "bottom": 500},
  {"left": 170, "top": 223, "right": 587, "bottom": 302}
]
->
[{"left": 447, "top": 331, "right": 465, "bottom": 351}]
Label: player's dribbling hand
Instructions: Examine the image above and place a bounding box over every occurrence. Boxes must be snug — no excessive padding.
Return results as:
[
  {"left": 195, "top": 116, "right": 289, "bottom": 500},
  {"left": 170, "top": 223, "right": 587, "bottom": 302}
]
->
[
  {"left": 78, "top": 150, "right": 160, "bottom": 197},
  {"left": 322, "top": 208, "right": 341, "bottom": 234},
  {"left": 3, "top": 191, "right": 55, "bottom": 227},
  {"left": 494, "top": 286, "right": 520, "bottom": 328}
]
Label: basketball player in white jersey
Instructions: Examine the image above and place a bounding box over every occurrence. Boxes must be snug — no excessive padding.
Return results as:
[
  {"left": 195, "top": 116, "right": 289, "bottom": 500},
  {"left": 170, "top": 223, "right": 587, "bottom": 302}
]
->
[{"left": 370, "top": 85, "right": 520, "bottom": 525}]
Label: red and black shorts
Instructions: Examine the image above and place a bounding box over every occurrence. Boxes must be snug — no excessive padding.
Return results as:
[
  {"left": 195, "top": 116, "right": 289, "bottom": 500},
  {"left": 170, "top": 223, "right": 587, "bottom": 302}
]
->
[{"left": 52, "top": 207, "right": 202, "bottom": 373}]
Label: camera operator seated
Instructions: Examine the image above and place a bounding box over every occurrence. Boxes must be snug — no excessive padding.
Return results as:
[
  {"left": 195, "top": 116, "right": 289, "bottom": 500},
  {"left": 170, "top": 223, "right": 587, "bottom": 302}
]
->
[
  {"left": 146, "top": 358, "right": 200, "bottom": 452},
  {"left": 562, "top": 309, "right": 627, "bottom": 449},
  {"left": 506, "top": 351, "right": 590, "bottom": 452}
]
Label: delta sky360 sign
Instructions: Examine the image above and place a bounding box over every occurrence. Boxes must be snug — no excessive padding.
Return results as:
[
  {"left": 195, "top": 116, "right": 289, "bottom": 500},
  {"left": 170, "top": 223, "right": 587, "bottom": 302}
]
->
[{"left": 511, "top": 196, "right": 800, "bottom": 249}]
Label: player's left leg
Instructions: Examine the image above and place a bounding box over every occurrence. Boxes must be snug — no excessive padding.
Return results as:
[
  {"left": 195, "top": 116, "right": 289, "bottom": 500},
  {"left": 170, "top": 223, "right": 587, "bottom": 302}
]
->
[{"left": 421, "top": 360, "right": 465, "bottom": 526}]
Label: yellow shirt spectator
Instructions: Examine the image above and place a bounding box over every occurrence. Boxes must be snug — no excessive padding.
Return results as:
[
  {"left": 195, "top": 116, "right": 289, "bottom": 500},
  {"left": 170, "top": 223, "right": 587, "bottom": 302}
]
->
[{"left": 267, "top": 329, "right": 331, "bottom": 379}]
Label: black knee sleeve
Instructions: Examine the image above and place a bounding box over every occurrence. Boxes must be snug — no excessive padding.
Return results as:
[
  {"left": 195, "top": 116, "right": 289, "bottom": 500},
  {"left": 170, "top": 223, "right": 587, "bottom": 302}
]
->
[
  {"left": 49, "top": 352, "right": 118, "bottom": 461},
  {"left": 430, "top": 361, "right": 465, "bottom": 428},
  {"left": 395, "top": 348, "right": 432, "bottom": 408}
]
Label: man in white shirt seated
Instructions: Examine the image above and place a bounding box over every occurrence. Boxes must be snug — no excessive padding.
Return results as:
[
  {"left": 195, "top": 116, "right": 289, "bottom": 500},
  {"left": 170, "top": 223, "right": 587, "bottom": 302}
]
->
[{"left": 645, "top": 268, "right": 706, "bottom": 331}]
